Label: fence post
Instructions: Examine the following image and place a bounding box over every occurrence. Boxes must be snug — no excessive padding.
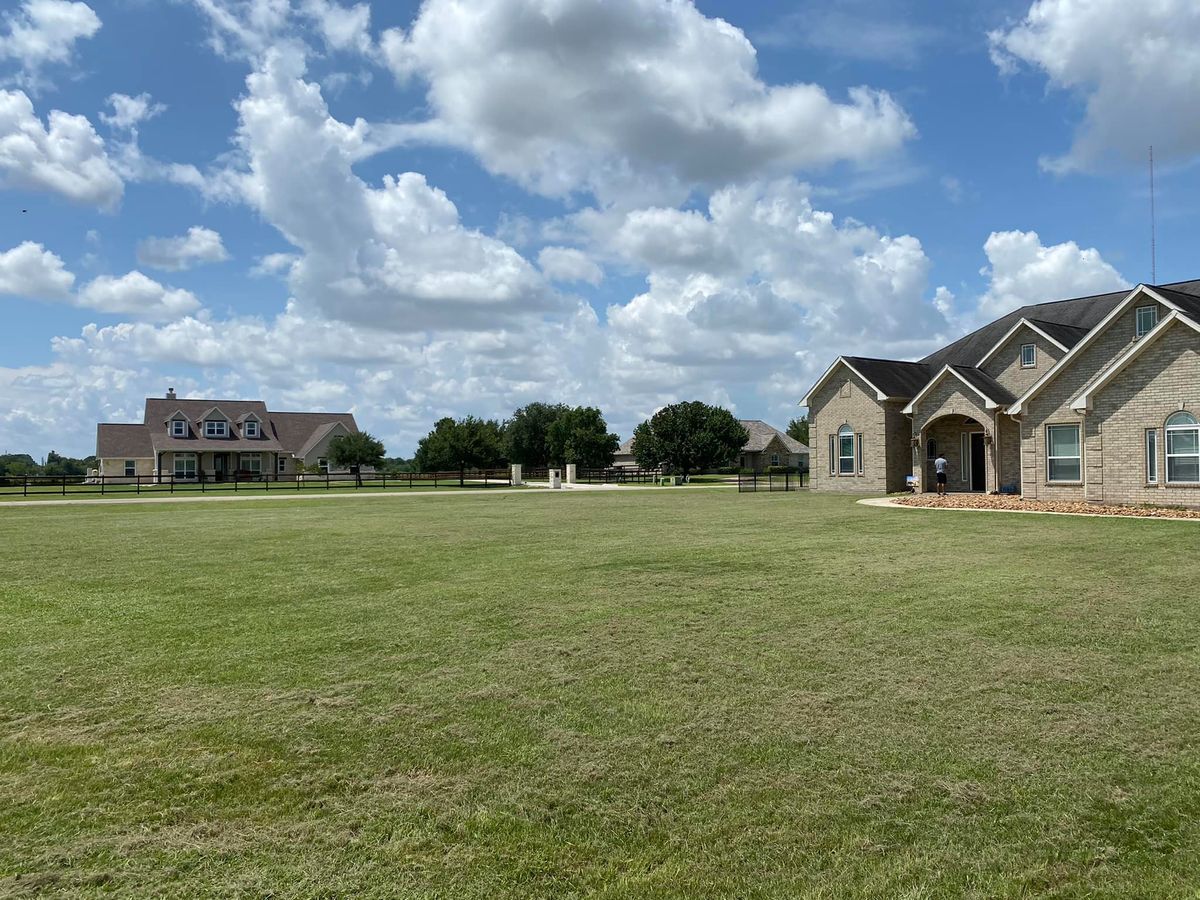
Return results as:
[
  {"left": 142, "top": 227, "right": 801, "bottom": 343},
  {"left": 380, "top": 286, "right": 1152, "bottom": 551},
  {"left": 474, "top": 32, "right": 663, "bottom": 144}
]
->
[
  {"left": 325, "top": 471, "right": 330, "bottom": 489},
  {"left": 62, "top": 475, "right": 66, "bottom": 496},
  {"left": 136, "top": 475, "right": 141, "bottom": 495},
  {"left": 101, "top": 475, "right": 105, "bottom": 495},
  {"left": 23, "top": 475, "right": 27, "bottom": 497},
  {"left": 265, "top": 473, "right": 270, "bottom": 492}
]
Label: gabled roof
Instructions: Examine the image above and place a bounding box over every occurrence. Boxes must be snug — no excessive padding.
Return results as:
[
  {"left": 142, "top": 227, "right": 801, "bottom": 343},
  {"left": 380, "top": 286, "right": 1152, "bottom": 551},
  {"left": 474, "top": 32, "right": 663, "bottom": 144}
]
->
[
  {"left": 297, "top": 420, "right": 352, "bottom": 458},
  {"left": 97, "top": 423, "right": 154, "bottom": 458},
  {"left": 902, "top": 365, "right": 1017, "bottom": 415},
  {"left": 1008, "top": 284, "right": 1200, "bottom": 414},
  {"left": 801, "top": 356, "right": 930, "bottom": 406},
  {"left": 198, "top": 406, "right": 231, "bottom": 422},
  {"left": 162, "top": 408, "right": 191, "bottom": 424},
  {"left": 738, "top": 420, "right": 809, "bottom": 454},
  {"left": 270, "top": 411, "right": 359, "bottom": 456},
  {"left": 1026, "top": 318, "right": 1090, "bottom": 348},
  {"left": 1070, "top": 312, "right": 1200, "bottom": 411},
  {"left": 975, "top": 318, "right": 1071, "bottom": 367}
]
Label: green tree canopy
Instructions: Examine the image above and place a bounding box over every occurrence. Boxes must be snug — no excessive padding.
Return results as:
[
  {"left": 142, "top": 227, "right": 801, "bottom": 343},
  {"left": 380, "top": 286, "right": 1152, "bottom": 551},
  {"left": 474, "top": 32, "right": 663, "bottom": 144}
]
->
[
  {"left": 786, "top": 416, "right": 809, "bottom": 446},
  {"left": 632, "top": 402, "right": 749, "bottom": 477},
  {"left": 328, "top": 431, "right": 386, "bottom": 485},
  {"left": 504, "top": 402, "right": 568, "bottom": 466},
  {"left": 414, "top": 416, "right": 506, "bottom": 484},
  {"left": 545, "top": 406, "right": 619, "bottom": 468}
]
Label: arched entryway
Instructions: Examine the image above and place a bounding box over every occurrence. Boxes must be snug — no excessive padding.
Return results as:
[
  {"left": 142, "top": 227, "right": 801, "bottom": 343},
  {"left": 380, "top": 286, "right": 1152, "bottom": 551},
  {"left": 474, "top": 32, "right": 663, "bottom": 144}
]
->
[{"left": 917, "top": 414, "right": 993, "bottom": 493}]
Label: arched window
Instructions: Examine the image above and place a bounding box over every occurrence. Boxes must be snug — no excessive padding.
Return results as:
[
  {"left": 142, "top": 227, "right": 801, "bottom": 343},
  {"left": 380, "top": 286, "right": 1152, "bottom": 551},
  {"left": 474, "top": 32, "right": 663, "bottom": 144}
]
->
[
  {"left": 838, "top": 425, "right": 855, "bottom": 475},
  {"left": 1166, "top": 412, "right": 1200, "bottom": 484}
]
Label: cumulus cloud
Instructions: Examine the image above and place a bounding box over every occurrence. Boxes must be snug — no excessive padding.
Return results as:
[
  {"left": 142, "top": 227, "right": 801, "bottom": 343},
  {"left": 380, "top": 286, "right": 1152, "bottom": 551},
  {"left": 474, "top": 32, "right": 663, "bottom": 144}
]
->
[
  {"left": 77, "top": 271, "right": 202, "bottom": 321},
  {"left": 990, "top": 0, "right": 1200, "bottom": 172},
  {"left": 0, "top": 89, "right": 123, "bottom": 209},
  {"left": 136, "top": 226, "right": 230, "bottom": 271},
  {"left": 538, "top": 246, "right": 603, "bottom": 285},
  {"left": 0, "top": 0, "right": 101, "bottom": 91},
  {"left": 972, "top": 229, "right": 1127, "bottom": 321},
  {"left": 100, "top": 92, "right": 166, "bottom": 131},
  {"left": 0, "top": 241, "right": 74, "bottom": 299},
  {"left": 381, "top": 0, "right": 915, "bottom": 205}
]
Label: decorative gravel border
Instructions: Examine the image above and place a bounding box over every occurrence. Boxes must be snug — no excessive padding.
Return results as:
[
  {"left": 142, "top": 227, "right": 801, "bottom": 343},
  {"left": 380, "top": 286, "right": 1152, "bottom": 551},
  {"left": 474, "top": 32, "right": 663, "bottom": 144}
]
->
[{"left": 859, "top": 495, "right": 1200, "bottom": 521}]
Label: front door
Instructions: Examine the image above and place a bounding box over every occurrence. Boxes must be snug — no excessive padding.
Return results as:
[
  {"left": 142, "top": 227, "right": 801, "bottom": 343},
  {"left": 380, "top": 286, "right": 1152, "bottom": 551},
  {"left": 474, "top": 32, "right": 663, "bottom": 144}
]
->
[
  {"left": 213, "top": 453, "right": 226, "bottom": 481},
  {"left": 970, "top": 433, "right": 986, "bottom": 491}
]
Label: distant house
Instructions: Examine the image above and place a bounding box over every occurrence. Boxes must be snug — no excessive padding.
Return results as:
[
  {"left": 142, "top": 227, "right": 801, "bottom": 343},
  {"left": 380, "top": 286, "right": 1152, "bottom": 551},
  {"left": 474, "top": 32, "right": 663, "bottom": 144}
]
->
[
  {"left": 614, "top": 419, "right": 810, "bottom": 472},
  {"left": 96, "top": 388, "right": 360, "bottom": 481}
]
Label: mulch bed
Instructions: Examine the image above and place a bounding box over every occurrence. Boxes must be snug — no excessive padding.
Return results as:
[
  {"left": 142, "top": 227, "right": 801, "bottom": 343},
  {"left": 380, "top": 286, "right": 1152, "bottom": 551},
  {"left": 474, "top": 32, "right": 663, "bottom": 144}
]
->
[{"left": 893, "top": 493, "right": 1200, "bottom": 519}]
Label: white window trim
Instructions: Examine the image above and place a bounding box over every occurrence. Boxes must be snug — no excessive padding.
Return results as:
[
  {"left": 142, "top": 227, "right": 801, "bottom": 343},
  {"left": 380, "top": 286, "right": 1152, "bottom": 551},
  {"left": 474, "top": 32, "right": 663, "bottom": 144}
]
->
[
  {"left": 1020, "top": 343, "right": 1036, "bottom": 368},
  {"left": 837, "top": 426, "right": 855, "bottom": 476},
  {"left": 244, "top": 420, "right": 260, "bottom": 438},
  {"left": 124, "top": 460, "right": 136, "bottom": 477},
  {"left": 1146, "top": 428, "right": 1158, "bottom": 484},
  {"left": 171, "top": 419, "right": 187, "bottom": 437},
  {"left": 277, "top": 455, "right": 287, "bottom": 474},
  {"left": 204, "top": 419, "right": 229, "bottom": 438},
  {"left": 769, "top": 453, "right": 780, "bottom": 466},
  {"left": 241, "top": 452, "right": 263, "bottom": 474},
  {"left": 1045, "top": 424, "right": 1082, "bottom": 484},
  {"left": 173, "top": 452, "right": 197, "bottom": 478},
  {"left": 1135, "top": 305, "right": 1158, "bottom": 338},
  {"left": 318, "top": 457, "right": 329, "bottom": 474},
  {"left": 1165, "top": 413, "right": 1200, "bottom": 485}
]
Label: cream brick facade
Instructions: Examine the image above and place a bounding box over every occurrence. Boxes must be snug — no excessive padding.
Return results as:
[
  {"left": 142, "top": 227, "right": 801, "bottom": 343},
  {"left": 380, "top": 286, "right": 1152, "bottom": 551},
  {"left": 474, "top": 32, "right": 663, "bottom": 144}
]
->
[{"left": 804, "top": 284, "right": 1200, "bottom": 507}]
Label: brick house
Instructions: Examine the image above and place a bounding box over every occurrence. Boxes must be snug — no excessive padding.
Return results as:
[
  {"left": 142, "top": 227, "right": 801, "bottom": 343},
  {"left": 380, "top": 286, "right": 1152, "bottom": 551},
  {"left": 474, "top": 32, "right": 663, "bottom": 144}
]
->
[
  {"left": 96, "top": 389, "right": 361, "bottom": 481},
  {"left": 613, "top": 419, "right": 809, "bottom": 471},
  {"left": 802, "top": 281, "right": 1200, "bottom": 506}
]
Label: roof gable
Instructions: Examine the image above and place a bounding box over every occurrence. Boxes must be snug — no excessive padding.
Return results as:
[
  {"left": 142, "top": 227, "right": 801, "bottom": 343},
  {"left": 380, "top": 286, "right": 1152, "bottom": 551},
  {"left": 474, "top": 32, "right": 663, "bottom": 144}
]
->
[
  {"left": 1070, "top": 312, "right": 1200, "bottom": 411},
  {"left": 902, "top": 365, "right": 1017, "bottom": 415},
  {"left": 975, "top": 318, "right": 1070, "bottom": 368},
  {"left": 801, "top": 356, "right": 930, "bottom": 406}
]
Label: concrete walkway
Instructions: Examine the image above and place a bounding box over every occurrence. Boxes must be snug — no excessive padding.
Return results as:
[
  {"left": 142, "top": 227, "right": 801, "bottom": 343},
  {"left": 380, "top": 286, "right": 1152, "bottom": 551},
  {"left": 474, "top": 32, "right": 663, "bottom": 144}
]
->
[
  {"left": 0, "top": 482, "right": 730, "bottom": 509},
  {"left": 857, "top": 496, "right": 1200, "bottom": 522}
]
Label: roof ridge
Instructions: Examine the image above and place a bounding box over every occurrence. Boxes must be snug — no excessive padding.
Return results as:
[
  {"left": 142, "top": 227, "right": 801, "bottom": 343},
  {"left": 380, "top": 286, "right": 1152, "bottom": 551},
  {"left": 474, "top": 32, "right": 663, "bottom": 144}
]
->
[{"left": 844, "top": 355, "right": 928, "bottom": 365}]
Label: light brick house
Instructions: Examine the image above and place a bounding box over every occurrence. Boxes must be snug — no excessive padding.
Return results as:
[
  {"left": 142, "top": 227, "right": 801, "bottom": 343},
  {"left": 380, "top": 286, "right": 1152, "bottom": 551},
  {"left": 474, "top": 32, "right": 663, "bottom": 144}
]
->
[
  {"left": 614, "top": 419, "right": 809, "bottom": 471},
  {"left": 96, "top": 389, "right": 361, "bottom": 481},
  {"left": 802, "top": 281, "right": 1200, "bottom": 506}
]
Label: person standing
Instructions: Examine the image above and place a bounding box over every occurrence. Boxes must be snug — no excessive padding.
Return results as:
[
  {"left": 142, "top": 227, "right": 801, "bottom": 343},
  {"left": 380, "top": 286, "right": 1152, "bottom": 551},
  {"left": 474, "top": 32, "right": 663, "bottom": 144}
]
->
[{"left": 934, "top": 451, "right": 949, "bottom": 495}]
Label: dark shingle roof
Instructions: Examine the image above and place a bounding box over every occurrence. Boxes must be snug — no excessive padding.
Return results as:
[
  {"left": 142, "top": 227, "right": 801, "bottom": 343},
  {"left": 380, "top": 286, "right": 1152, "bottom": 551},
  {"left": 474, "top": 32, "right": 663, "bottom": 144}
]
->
[
  {"left": 270, "top": 412, "right": 359, "bottom": 455},
  {"left": 949, "top": 366, "right": 1018, "bottom": 407},
  {"left": 1150, "top": 285, "right": 1200, "bottom": 322},
  {"left": 843, "top": 356, "right": 932, "bottom": 399},
  {"left": 1025, "top": 318, "right": 1090, "bottom": 348}
]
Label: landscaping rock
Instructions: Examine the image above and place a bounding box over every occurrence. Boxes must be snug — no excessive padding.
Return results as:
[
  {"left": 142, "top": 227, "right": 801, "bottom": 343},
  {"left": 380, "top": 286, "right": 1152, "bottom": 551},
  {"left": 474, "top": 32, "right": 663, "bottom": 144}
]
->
[{"left": 894, "top": 494, "right": 1200, "bottom": 519}]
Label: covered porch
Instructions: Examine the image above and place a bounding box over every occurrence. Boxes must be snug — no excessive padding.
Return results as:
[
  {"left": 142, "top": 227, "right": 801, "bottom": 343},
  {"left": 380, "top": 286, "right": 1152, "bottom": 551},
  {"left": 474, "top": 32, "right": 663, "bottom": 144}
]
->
[
  {"left": 158, "top": 450, "right": 284, "bottom": 482},
  {"left": 914, "top": 414, "right": 995, "bottom": 493}
]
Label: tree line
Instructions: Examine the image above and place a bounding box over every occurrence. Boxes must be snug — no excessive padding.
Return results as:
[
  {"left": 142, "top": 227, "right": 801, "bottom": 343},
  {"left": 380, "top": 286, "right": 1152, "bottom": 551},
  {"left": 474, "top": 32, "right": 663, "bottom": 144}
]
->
[{"left": 0, "top": 452, "right": 96, "bottom": 477}]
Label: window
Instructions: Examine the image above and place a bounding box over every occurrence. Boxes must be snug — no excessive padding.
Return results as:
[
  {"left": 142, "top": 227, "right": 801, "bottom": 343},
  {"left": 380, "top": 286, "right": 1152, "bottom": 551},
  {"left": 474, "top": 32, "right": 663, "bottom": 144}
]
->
[
  {"left": 1046, "top": 424, "right": 1081, "bottom": 482},
  {"left": 173, "top": 453, "right": 197, "bottom": 479},
  {"left": 1166, "top": 412, "right": 1200, "bottom": 484},
  {"left": 170, "top": 418, "right": 187, "bottom": 437},
  {"left": 1020, "top": 343, "right": 1036, "bottom": 368},
  {"left": 837, "top": 425, "right": 854, "bottom": 475},
  {"left": 244, "top": 420, "right": 259, "bottom": 438},
  {"left": 277, "top": 455, "right": 287, "bottom": 474},
  {"left": 241, "top": 452, "right": 262, "bottom": 475},
  {"left": 828, "top": 436, "right": 835, "bottom": 475},
  {"left": 1146, "top": 428, "right": 1158, "bottom": 484},
  {"left": 1136, "top": 305, "right": 1158, "bottom": 337},
  {"left": 205, "top": 419, "right": 228, "bottom": 438},
  {"left": 926, "top": 438, "right": 937, "bottom": 460},
  {"left": 124, "top": 460, "right": 136, "bottom": 477},
  {"left": 856, "top": 433, "right": 864, "bottom": 475},
  {"left": 770, "top": 453, "right": 779, "bottom": 466}
]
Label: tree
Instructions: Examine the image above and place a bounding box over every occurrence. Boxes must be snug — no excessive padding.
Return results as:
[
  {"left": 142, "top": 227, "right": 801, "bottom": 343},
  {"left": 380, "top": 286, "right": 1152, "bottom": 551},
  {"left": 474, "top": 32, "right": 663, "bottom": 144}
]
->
[
  {"left": 504, "top": 402, "right": 568, "bottom": 466},
  {"left": 786, "top": 416, "right": 809, "bottom": 446},
  {"left": 0, "top": 454, "right": 41, "bottom": 476},
  {"left": 545, "top": 406, "right": 619, "bottom": 468},
  {"left": 328, "top": 431, "right": 386, "bottom": 486},
  {"left": 414, "top": 416, "right": 506, "bottom": 485},
  {"left": 632, "top": 402, "right": 749, "bottom": 478}
]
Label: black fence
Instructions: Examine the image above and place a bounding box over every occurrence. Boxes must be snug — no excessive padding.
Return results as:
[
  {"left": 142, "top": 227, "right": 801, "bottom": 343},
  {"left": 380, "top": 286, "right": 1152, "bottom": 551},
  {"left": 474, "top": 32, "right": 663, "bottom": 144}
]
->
[
  {"left": 737, "top": 470, "right": 807, "bottom": 492},
  {"left": 0, "top": 469, "right": 513, "bottom": 498},
  {"left": 577, "top": 467, "right": 663, "bottom": 484}
]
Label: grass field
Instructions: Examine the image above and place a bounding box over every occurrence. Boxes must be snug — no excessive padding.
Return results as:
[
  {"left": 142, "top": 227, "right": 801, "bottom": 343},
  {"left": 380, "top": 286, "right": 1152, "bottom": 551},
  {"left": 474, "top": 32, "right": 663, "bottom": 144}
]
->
[
  {"left": 0, "top": 478, "right": 523, "bottom": 502},
  {"left": 3, "top": 490, "right": 1199, "bottom": 897}
]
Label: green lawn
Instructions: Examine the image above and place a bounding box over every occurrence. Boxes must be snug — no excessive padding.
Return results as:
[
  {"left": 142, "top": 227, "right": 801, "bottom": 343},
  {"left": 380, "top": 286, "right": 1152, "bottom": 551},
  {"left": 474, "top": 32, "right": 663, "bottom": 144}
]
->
[
  {"left": 0, "top": 478, "right": 520, "bottom": 502},
  {"left": 2, "top": 491, "right": 1198, "bottom": 897}
]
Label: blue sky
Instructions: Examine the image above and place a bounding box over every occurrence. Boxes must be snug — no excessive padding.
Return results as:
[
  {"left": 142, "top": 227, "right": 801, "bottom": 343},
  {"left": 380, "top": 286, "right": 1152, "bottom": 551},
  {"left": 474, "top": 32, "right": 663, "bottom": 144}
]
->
[{"left": 1, "top": 0, "right": 1198, "bottom": 458}]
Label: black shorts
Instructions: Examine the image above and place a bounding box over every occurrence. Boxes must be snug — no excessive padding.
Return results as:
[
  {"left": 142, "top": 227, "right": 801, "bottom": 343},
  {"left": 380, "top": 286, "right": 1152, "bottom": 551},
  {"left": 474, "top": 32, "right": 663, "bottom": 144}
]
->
[{"left": 936, "top": 472, "right": 947, "bottom": 484}]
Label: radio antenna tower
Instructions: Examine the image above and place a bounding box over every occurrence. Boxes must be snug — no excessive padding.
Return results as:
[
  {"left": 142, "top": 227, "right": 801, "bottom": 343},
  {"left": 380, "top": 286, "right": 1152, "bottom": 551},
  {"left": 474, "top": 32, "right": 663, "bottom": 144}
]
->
[{"left": 1150, "top": 145, "right": 1157, "bottom": 284}]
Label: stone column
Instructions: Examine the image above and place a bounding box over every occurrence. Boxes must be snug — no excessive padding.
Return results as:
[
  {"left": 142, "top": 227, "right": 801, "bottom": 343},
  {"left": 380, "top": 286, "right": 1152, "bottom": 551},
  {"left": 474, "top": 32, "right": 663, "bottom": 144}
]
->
[
  {"left": 549, "top": 468, "right": 562, "bottom": 489},
  {"left": 510, "top": 463, "right": 523, "bottom": 486},
  {"left": 565, "top": 463, "right": 577, "bottom": 484}
]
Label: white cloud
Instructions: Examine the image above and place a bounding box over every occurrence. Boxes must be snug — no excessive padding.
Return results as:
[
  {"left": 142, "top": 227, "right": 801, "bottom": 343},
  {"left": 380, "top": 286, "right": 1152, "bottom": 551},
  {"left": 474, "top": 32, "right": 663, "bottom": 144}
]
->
[
  {"left": 100, "top": 92, "right": 166, "bottom": 131},
  {"left": 537, "top": 246, "right": 603, "bottom": 285},
  {"left": 77, "top": 271, "right": 202, "bottom": 321},
  {"left": 0, "top": 241, "right": 74, "bottom": 299},
  {"left": 381, "top": 0, "right": 915, "bottom": 205},
  {"left": 136, "top": 226, "right": 231, "bottom": 271},
  {"left": 301, "top": 0, "right": 372, "bottom": 55},
  {"left": 0, "top": 0, "right": 101, "bottom": 91},
  {"left": 0, "top": 88, "right": 123, "bottom": 209},
  {"left": 972, "top": 229, "right": 1127, "bottom": 321},
  {"left": 990, "top": 0, "right": 1200, "bottom": 172},
  {"left": 251, "top": 251, "right": 297, "bottom": 276}
]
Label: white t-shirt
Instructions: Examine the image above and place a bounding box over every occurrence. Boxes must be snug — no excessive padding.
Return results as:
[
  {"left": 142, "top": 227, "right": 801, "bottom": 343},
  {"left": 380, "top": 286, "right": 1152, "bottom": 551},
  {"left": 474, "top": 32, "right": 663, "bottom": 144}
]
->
[{"left": 934, "top": 456, "right": 948, "bottom": 474}]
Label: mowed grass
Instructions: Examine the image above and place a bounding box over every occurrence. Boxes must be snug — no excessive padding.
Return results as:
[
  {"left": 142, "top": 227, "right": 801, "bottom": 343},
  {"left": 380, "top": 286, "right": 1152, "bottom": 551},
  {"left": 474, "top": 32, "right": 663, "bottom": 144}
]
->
[{"left": 2, "top": 491, "right": 1199, "bottom": 897}]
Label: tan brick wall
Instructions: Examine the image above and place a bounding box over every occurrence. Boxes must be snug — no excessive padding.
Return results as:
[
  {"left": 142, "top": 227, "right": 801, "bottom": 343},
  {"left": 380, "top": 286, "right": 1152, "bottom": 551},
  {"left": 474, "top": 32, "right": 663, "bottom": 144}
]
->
[
  {"left": 1021, "top": 300, "right": 1168, "bottom": 501},
  {"left": 980, "top": 326, "right": 1065, "bottom": 397},
  {"left": 997, "top": 415, "right": 1021, "bottom": 493},
  {"left": 910, "top": 378, "right": 997, "bottom": 492},
  {"left": 809, "top": 365, "right": 894, "bottom": 492},
  {"left": 1090, "top": 323, "right": 1200, "bottom": 507}
]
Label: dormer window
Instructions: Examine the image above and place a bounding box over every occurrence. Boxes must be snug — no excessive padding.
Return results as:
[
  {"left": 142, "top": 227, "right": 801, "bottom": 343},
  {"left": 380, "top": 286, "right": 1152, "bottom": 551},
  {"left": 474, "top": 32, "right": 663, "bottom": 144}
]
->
[
  {"left": 244, "top": 420, "right": 259, "bottom": 438},
  {"left": 205, "top": 419, "right": 229, "bottom": 438},
  {"left": 1136, "top": 305, "right": 1158, "bottom": 338},
  {"left": 1020, "top": 343, "right": 1036, "bottom": 368},
  {"left": 170, "top": 418, "right": 187, "bottom": 437}
]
